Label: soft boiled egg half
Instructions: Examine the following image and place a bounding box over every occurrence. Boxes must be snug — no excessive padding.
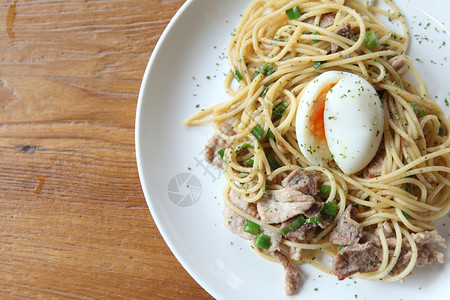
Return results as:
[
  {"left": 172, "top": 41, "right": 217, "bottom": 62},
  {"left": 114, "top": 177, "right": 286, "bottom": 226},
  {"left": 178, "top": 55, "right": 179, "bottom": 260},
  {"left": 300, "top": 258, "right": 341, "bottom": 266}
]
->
[{"left": 296, "top": 71, "right": 384, "bottom": 174}]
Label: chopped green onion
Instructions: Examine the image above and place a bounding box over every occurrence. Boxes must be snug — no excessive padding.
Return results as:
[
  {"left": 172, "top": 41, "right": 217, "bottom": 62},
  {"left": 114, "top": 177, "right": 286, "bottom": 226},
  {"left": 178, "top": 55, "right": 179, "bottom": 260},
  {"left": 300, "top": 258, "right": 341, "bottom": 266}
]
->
[
  {"left": 218, "top": 148, "right": 225, "bottom": 160},
  {"left": 402, "top": 210, "right": 412, "bottom": 219},
  {"left": 323, "top": 202, "right": 338, "bottom": 217},
  {"left": 272, "top": 38, "right": 286, "bottom": 42},
  {"left": 254, "top": 70, "right": 261, "bottom": 78},
  {"left": 273, "top": 103, "right": 286, "bottom": 116},
  {"left": 272, "top": 103, "right": 286, "bottom": 122},
  {"left": 363, "top": 30, "right": 378, "bottom": 51},
  {"left": 267, "top": 153, "right": 281, "bottom": 170},
  {"left": 267, "top": 129, "right": 276, "bottom": 140},
  {"left": 254, "top": 233, "right": 271, "bottom": 250},
  {"left": 280, "top": 215, "right": 306, "bottom": 235},
  {"left": 251, "top": 125, "right": 265, "bottom": 141},
  {"left": 259, "top": 63, "right": 276, "bottom": 76},
  {"left": 338, "top": 245, "right": 347, "bottom": 251},
  {"left": 286, "top": 6, "right": 301, "bottom": 20},
  {"left": 313, "top": 61, "right": 323, "bottom": 69},
  {"left": 246, "top": 158, "right": 254, "bottom": 166},
  {"left": 233, "top": 69, "right": 243, "bottom": 81},
  {"left": 420, "top": 109, "right": 429, "bottom": 117},
  {"left": 305, "top": 215, "right": 323, "bottom": 224},
  {"left": 312, "top": 31, "right": 320, "bottom": 43},
  {"left": 410, "top": 103, "right": 427, "bottom": 117},
  {"left": 262, "top": 85, "right": 269, "bottom": 96},
  {"left": 405, "top": 183, "right": 412, "bottom": 194},
  {"left": 239, "top": 143, "right": 254, "bottom": 149},
  {"left": 320, "top": 185, "right": 332, "bottom": 194},
  {"left": 410, "top": 103, "right": 420, "bottom": 110},
  {"left": 243, "top": 219, "right": 260, "bottom": 234}
]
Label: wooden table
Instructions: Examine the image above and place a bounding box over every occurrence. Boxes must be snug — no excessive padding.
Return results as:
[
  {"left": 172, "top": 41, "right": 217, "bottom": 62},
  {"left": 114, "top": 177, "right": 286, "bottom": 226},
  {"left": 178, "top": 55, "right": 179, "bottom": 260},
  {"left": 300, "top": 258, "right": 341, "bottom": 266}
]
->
[{"left": 0, "top": 0, "right": 212, "bottom": 298}]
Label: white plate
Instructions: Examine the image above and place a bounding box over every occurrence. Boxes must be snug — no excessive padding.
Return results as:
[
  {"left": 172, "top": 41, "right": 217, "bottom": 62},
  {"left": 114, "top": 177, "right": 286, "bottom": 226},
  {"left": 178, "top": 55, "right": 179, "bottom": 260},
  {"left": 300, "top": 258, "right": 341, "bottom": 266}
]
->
[{"left": 135, "top": 1, "right": 450, "bottom": 299}]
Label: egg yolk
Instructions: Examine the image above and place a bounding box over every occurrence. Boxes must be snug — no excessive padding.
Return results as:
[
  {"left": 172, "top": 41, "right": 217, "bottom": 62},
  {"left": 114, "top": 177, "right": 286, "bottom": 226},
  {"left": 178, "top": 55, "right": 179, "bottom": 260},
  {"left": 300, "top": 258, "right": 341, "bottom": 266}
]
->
[{"left": 309, "top": 83, "right": 335, "bottom": 142}]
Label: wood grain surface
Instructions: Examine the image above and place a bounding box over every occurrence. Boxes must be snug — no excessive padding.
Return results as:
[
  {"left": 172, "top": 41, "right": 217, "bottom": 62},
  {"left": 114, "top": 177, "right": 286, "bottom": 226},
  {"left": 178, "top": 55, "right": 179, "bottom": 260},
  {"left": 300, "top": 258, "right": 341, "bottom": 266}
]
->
[{"left": 0, "top": 0, "right": 212, "bottom": 298}]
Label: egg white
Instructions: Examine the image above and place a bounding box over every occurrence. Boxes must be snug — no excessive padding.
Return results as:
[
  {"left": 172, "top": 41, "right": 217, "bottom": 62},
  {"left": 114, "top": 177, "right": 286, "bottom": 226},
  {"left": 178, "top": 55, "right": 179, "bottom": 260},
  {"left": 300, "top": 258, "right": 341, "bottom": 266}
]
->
[{"left": 296, "top": 71, "right": 384, "bottom": 174}]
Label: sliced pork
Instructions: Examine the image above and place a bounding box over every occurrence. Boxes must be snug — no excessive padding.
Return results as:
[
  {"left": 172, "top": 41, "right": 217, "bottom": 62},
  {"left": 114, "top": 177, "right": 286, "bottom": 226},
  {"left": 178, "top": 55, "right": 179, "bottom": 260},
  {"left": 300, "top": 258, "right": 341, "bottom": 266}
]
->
[
  {"left": 329, "top": 205, "right": 362, "bottom": 245},
  {"left": 228, "top": 187, "right": 258, "bottom": 218},
  {"left": 412, "top": 230, "right": 446, "bottom": 267},
  {"left": 367, "top": 148, "right": 385, "bottom": 178},
  {"left": 389, "top": 230, "right": 446, "bottom": 276},
  {"left": 303, "top": 13, "right": 335, "bottom": 29},
  {"left": 283, "top": 221, "right": 317, "bottom": 243},
  {"left": 281, "top": 169, "right": 320, "bottom": 196},
  {"left": 304, "top": 201, "right": 332, "bottom": 229},
  {"left": 262, "top": 227, "right": 282, "bottom": 252},
  {"left": 289, "top": 246, "right": 303, "bottom": 261},
  {"left": 390, "top": 56, "right": 406, "bottom": 72},
  {"left": 332, "top": 242, "right": 383, "bottom": 280},
  {"left": 223, "top": 205, "right": 255, "bottom": 241},
  {"left": 257, "top": 187, "right": 315, "bottom": 224},
  {"left": 273, "top": 251, "right": 301, "bottom": 296},
  {"left": 319, "top": 13, "right": 335, "bottom": 28},
  {"left": 204, "top": 123, "right": 235, "bottom": 168},
  {"left": 331, "top": 22, "right": 357, "bottom": 53},
  {"left": 329, "top": 210, "right": 447, "bottom": 279},
  {"left": 223, "top": 204, "right": 281, "bottom": 252}
]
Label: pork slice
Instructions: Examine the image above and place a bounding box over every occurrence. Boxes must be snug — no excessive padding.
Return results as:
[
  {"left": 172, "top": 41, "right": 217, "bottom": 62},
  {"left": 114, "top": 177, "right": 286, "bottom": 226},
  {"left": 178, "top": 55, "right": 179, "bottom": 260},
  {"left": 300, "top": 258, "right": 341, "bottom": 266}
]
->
[
  {"left": 262, "top": 227, "right": 282, "bottom": 252},
  {"left": 289, "top": 246, "right": 303, "bottom": 261},
  {"left": 319, "top": 13, "right": 335, "bottom": 28},
  {"left": 412, "top": 230, "right": 446, "bottom": 267},
  {"left": 388, "top": 237, "right": 412, "bottom": 276},
  {"left": 218, "top": 122, "right": 235, "bottom": 136},
  {"left": 389, "top": 250, "right": 413, "bottom": 276},
  {"left": 223, "top": 205, "right": 281, "bottom": 251},
  {"left": 283, "top": 222, "right": 317, "bottom": 243},
  {"left": 331, "top": 22, "right": 356, "bottom": 53},
  {"left": 281, "top": 201, "right": 331, "bottom": 243},
  {"left": 257, "top": 187, "right": 315, "bottom": 224},
  {"left": 272, "top": 251, "right": 301, "bottom": 296},
  {"left": 329, "top": 205, "right": 362, "bottom": 246},
  {"left": 360, "top": 222, "right": 397, "bottom": 248},
  {"left": 304, "top": 201, "right": 332, "bottom": 229},
  {"left": 228, "top": 188, "right": 258, "bottom": 218},
  {"left": 281, "top": 169, "right": 321, "bottom": 196},
  {"left": 359, "top": 231, "right": 380, "bottom": 247},
  {"left": 382, "top": 222, "right": 394, "bottom": 238},
  {"left": 222, "top": 205, "right": 255, "bottom": 241},
  {"left": 390, "top": 230, "right": 446, "bottom": 275},
  {"left": 367, "top": 148, "right": 385, "bottom": 178},
  {"left": 378, "top": 222, "right": 398, "bottom": 247},
  {"left": 303, "top": 13, "right": 335, "bottom": 28},
  {"left": 332, "top": 242, "right": 383, "bottom": 280},
  {"left": 204, "top": 123, "right": 235, "bottom": 168},
  {"left": 391, "top": 57, "right": 406, "bottom": 72},
  {"left": 335, "top": 22, "right": 356, "bottom": 39},
  {"left": 330, "top": 43, "right": 339, "bottom": 54},
  {"left": 302, "top": 17, "right": 315, "bottom": 25}
]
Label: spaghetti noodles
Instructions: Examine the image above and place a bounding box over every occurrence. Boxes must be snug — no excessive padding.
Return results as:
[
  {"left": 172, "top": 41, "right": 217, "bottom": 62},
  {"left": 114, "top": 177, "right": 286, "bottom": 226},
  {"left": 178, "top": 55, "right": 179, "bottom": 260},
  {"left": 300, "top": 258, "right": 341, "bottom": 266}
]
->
[{"left": 185, "top": 0, "right": 449, "bottom": 295}]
